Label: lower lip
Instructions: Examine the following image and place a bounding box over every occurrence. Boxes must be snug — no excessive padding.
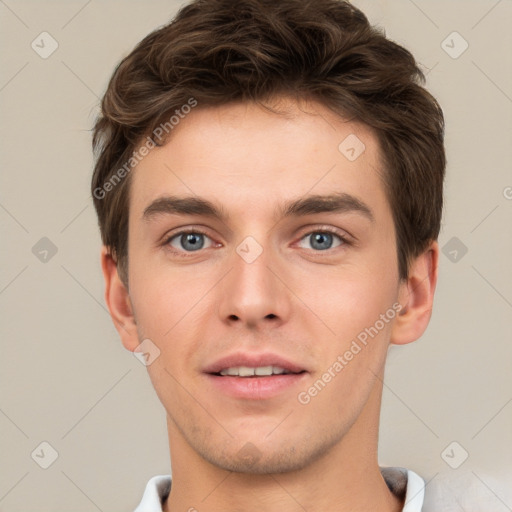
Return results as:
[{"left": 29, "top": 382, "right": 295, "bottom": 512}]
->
[{"left": 205, "top": 373, "right": 308, "bottom": 400}]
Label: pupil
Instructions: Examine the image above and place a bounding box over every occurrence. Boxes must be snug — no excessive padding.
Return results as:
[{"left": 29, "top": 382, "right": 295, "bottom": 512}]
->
[
  {"left": 182, "top": 233, "right": 204, "bottom": 251},
  {"left": 311, "top": 232, "right": 332, "bottom": 250}
]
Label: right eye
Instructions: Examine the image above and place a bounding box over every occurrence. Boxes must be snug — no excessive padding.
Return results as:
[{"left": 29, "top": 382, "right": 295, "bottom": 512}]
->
[{"left": 165, "top": 230, "right": 214, "bottom": 253}]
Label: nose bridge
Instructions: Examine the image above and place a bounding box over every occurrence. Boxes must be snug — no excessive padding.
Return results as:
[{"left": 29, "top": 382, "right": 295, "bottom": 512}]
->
[{"left": 217, "top": 234, "right": 291, "bottom": 327}]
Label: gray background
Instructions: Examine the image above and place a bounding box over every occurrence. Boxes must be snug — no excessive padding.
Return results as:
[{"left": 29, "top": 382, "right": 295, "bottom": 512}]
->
[{"left": 1, "top": 0, "right": 511, "bottom": 510}]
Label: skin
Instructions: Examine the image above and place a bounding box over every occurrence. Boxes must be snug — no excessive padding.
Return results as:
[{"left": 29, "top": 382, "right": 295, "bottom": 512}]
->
[{"left": 102, "top": 97, "right": 438, "bottom": 512}]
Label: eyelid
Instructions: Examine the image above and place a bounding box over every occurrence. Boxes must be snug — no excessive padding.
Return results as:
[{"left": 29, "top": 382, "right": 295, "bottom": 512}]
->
[
  {"left": 295, "top": 224, "right": 353, "bottom": 244},
  {"left": 292, "top": 228, "right": 352, "bottom": 257},
  {"left": 162, "top": 225, "right": 215, "bottom": 243},
  {"left": 161, "top": 224, "right": 353, "bottom": 256},
  {"left": 162, "top": 227, "right": 218, "bottom": 255}
]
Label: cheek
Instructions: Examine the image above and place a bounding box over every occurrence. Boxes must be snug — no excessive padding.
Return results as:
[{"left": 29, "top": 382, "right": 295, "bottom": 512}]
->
[
  {"left": 294, "top": 258, "right": 398, "bottom": 343},
  {"left": 297, "top": 270, "right": 397, "bottom": 415},
  {"left": 129, "top": 251, "right": 208, "bottom": 336},
  {"left": 128, "top": 261, "right": 215, "bottom": 385}
]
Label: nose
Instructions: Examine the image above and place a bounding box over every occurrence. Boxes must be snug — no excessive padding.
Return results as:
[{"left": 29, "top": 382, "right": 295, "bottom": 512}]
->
[{"left": 217, "top": 239, "right": 292, "bottom": 329}]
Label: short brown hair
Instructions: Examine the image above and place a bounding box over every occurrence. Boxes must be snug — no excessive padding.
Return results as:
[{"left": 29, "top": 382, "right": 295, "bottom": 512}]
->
[{"left": 91, "top": 0, "right": 445, "bottom": 285}]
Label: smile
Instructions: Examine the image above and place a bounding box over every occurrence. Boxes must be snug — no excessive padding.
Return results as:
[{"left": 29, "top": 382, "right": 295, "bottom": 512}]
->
[{"left": 217, "top": 365, "right": 303, "bottom": 377}]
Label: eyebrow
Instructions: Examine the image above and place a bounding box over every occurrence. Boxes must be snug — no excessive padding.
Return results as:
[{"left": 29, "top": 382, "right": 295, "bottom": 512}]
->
[
  {"left": 142, "top": 192, "right": 374, "bottom": 223},
  {"left": 279, "top": 192, "right": 374, "bottom": 222}
]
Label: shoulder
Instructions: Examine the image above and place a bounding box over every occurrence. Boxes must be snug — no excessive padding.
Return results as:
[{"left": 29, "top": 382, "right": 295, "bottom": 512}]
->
[{"left": 422, "top": 470, "right": 512, "bottom": 512}]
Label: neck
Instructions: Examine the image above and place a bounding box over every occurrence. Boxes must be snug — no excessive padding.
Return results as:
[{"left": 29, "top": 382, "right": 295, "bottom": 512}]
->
[{"left": 163, "top": 379, "right": 403, "bottom": 512}]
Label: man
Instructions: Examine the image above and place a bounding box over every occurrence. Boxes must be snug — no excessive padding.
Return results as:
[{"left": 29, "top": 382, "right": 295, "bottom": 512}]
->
[{"left": 91, "top": 0, "right": 445, "bottom": 510}]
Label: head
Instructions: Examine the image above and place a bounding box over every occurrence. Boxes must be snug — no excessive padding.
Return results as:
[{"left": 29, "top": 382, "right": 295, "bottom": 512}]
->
[{"left": 93, "top": 0, "right": 444, "bottom": 474}]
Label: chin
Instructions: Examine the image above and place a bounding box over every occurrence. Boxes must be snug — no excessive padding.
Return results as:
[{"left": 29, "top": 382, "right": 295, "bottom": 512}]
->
[
  {"left": 195, "top": 431, "right": 336, "bottom": 475},
  {"left": 204, "top": 447, "right": 311, "bottom": 474}
]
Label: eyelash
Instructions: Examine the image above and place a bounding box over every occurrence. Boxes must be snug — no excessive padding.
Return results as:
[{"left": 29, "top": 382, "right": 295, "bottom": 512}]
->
[
  {"left": 163, "top": 228, "right": 216, "bottom": 258},
  {"left": 162, "top": 226, "right": 352, "bottom": 257},
  {"left": 297, "top": 226, "right": 352, "bottom": 253}
]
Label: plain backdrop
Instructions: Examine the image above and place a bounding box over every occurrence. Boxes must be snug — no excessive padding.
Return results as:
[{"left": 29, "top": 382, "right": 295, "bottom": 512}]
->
[{"left": 0, "top": 1, "right": 511, "bottom": 511}]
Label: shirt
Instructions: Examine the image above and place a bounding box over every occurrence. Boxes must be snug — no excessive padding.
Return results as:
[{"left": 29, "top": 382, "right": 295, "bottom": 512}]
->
[{"left": 134, "top": 467, "right": 426, "bottom": 511}]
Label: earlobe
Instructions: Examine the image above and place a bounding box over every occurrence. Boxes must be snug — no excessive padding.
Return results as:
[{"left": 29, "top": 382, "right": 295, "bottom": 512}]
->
[
  {"left": 100, "top": 247, "right": 140, "bottom": 352},
  {"left": 390, "top": 241, "right": 439, "bottom": 345}
]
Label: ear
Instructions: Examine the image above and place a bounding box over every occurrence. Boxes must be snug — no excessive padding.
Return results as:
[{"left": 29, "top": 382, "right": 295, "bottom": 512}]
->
[
  {"left": 100, "top": 246, "right": 139, "bottom": 352},
  {"left": 390, "top": 241, "right": 439, "bottom": 345}
]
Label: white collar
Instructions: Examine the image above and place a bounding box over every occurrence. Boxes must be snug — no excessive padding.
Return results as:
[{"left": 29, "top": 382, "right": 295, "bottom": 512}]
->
[{"left": 134, "top": 467, "right": 425, "bottom": 511}]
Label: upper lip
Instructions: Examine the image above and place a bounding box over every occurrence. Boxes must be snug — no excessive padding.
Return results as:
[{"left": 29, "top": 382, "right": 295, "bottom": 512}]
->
[{"left": 203, "top": 352, "right": 307, "bottom": 374}]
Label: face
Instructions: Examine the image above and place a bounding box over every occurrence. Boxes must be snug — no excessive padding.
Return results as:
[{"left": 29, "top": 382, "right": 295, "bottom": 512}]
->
[{"left": 125, "top": 97, "right": 403, "bottom": 473}]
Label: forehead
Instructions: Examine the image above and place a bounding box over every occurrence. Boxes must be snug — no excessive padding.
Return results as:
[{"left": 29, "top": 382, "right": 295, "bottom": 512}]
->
[{"left": 129, "top": 97, "right": 389, "bottom": 224}]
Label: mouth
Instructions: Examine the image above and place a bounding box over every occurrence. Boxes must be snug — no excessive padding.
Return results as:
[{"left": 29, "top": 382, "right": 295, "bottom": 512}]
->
[
  {"left": 203, "top": 352, "right": 307, "bottom": 375},
  {"left": 212, "top": 365, "right": 306, "bottom": 377},
  {"left": 203, "top": 353, "right": 308, "bottom": 399}
]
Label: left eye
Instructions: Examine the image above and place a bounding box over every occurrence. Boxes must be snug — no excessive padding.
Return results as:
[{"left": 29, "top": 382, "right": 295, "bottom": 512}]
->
[
  {"left": 297, "top": 231, "right": 344, "bottom": 251},
  {"left": 167, "top": 232, "right": 213, "bottom": 252}
]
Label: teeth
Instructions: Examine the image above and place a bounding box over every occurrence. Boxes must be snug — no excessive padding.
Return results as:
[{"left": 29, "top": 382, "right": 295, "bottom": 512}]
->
[
  {"left": 255, "top": 366, "right": 273, "bottom": 376},
  {"left": 239, "top": 366, "right": 255, "bottom": 377},
  {"left": 218, "top": 366, "right": 292, "bottom": 377}
]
